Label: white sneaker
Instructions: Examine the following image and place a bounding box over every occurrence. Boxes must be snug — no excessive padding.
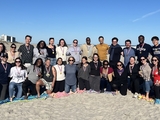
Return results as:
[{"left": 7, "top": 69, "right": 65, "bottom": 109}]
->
[{"left": 133, "top": 93, "right": 138, "bottom": 98}]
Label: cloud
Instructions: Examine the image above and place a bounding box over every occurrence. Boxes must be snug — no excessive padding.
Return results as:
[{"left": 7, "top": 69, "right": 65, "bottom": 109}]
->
[{"left": 132, "top": 9, "right": 160, "bottom": 22}]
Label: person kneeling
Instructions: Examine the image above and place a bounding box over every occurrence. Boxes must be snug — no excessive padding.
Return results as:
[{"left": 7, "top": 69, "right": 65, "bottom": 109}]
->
[{"left": 36, "top": 58, "right": 56, "bottom": 98}]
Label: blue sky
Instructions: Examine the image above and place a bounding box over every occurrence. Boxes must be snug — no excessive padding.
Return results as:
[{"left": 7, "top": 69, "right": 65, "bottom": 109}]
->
[{"left": 0, "top": 0, "right": 160, "bottom": 45}]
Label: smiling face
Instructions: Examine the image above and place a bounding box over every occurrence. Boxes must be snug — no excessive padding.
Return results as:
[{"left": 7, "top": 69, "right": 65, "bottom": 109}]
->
[
  {"left": 99, "top": 38, "right": 104, "bottom": 44},
  {"left": 138, "top": 36, "right": 144, "bottom": 44},
  {"left": 68, "top": 57, "right": 74, "bottom": 64},
  {"left": 25, "top": 37, "right": 31, "bottom": 44},
  {"left": 73, "top": 40, "right": 78, "bottom": 47},
  {"left": 82, "top": 58, "right": 87, "bottom": 64},
  {"left": 10, "top": 44, "right": 16, "bottom": 51},
  {"left": 140, "top": 57, "right": 146, "bottom": 64},
  {"left": 45, "top": 59, "right": 51, "bottom": 67},
  {"left": 152, "top": 39, "right": 159, "bottom": 46},
  {"left": 117, "top": 62, "right": 123, "bottom": 69},
  {"left": 93, "top": 54, "right": 98, "bottom": 61},
  {"left": 129, "top": 57, "right": 135, "bottom": 65},
  {"left": 36, "top": 59, "right": 42, "bottom": 67},
  {"left": 152, "top": 57, "right": 158, "bottom": 65},
  {"left": 15, "top": 59, "right": 21, "bottom": 67},
  {"left": 86, "top": 38, "right": 91, "bottom": 45},
  {"left": 125, "top": 41, "right": 131, "bottom": 48},
  {"left": 40, "top": 42, "right": 44, "bottom": 48},
  {"left": 112, "top": 39, "right": 118, "bottom": 46},
  {"left": 60, "top": 40, "right": 64, "bottom": 47},
  {"left": 57, "top": 58, "right": 63, "bottom": 65},
  {"left": 49, "top": 39, "right": 54, "bottom": 45}
]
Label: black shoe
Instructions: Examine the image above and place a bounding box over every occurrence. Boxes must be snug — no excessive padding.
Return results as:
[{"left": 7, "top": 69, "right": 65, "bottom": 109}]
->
[
  {"left": 100, "top": 90, "right": 104, "bottom": 93},
  {"left": 24, "top": 96, "right": 28, "bottom": 100}
]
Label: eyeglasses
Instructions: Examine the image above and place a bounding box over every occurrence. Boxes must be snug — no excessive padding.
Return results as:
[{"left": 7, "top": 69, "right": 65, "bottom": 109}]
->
[
  {"left": 141, "top": 59, "right": 145, "bottom": 61},
  {"left": 15, "top": 61, "right": 20, "bottom": 63},
  {"left": 117, "top": 64, "right": 122, "bottom": 66},
  {"left": 69, "top": 60, "right": 74, "bottom": 61},
  {"left": 152, "top": 59, "right": 157, "bottom": 62}
]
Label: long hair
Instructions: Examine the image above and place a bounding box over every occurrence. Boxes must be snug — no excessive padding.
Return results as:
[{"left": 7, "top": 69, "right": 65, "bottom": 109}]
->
[
  {"left": 56, "top": 57, "right": 63, "bottom": 65},
  {"left": 58, "top": 39, "right": 68, "bottom": 47},
  {"left": 152, "top": 56, "right": 160, "bottom": 75},
  {"left": 116, "top": 61, "right": 125, "bottom": 69},
  {"left": 80, "top": 56, "right": 88, "bottom": 68},
  {"left": 14, "top": 57, "right": 26, "bottom": 70},
  {"left": 103, "top": 60, "right": 109, "bottom": 68},
  {"left": 36, "top": 40, "right": 47, "bottom": 54},
  {"left": 33, "top": 58, "right": 44, "bottom": 73},
  {"left": 0, "top": 43, "right": 6, "bottom": 53},
  {"left": 92, "top": 53, "right": 100, "bottom": 61}
]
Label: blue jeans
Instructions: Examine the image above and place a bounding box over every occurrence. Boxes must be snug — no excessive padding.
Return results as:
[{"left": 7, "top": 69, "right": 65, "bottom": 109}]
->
[
  {"left": 9, "top": 82, "right": 23, "bottom": 98},
  {"left": 49, "top": 58, "right": 56, "bottom": 66},
  {"left": 144, "top": 80, "right": 153, "bottom": 92},
  {"left": 100, "top": 77, "right": 111, "bottom": 91},
  {"left": 65, "top": 84, "right": 76, "bottom": 93}
]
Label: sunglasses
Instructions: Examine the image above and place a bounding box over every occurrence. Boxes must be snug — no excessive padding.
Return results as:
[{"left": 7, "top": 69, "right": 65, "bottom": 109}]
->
[
  {"left": 117, "top": 64, "right": 122, "bottom": 66},
  {"left": 11, "top": 46, "right": 16, "bottom": 48},
  {"left": 141, "top": 59, "right": 145, "bottom": 61},
  {"left": 69, "top": 60, "right": 74, "bottom": 61},
  {"left": 15, "top": 61, "right": 20, "bottom": 63},
  {"left": 73, "top": 42, "right": 78, "bottom": 44},
  {"left": 152, "top": 59, "right": 157, "bottom": 62},
  {"left": 104, "top": 64, "right": 108, "bottom": 66}
]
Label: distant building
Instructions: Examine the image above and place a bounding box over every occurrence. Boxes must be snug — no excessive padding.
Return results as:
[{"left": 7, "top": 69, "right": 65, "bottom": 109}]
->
[{"left": 0, "top": 34, "right": 16, "bottom": 42}]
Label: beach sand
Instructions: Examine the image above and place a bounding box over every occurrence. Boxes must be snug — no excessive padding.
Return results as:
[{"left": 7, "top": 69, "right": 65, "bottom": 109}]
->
[{"left": 0, "top": 91, "right": 160, "bottom": 120}]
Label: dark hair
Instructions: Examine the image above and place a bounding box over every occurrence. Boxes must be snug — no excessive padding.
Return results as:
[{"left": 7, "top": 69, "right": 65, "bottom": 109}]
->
[
  {"left": 138, "top": 35, "right": 145, "bottom": 40},
  {"left": 116, "top": 61, "right": 124, "bottom": 68},
  {"left": 45, "top": 58, "right": 51, "bottom": 62},
  {"left": 14, "top": 57, "right": 26, "bottom": 70},
  {"left": 151, "top": 36, "right": 159, "bottom": 41},
  {"left": 68, "top": 56, "right": 75, "bottom": 63},
  {"left": 58, "top": 39, "right": 68, "bottom": 47},
  {"left": 92, "top": 53, "right": 100, "bottom": 61},
  {"left": 49, "top": 37, "right": 54, "bottom": 45},
  {"left": 129, "top": 56, "right": 136, "bottom": 61},
  {"left": 112, "top": 37, "right": 118, "bottom": 42},
  {"left": 25, "top": 35, "right": 32, "bottom": 40},
  {"left": 125, "top": 39, "right": 131, "bottom": 44},
  {"left": 33, "top": 58, "right": 44, "bottom": 74},
  {"left": 86, "top": 37, "right": 91, "bottom": 41},
  {"left": 140, "top": 56, "right": 147, "bottom": 60},
  {"left": 152, "top": 56, "right": 160, "bottom": 75},
  {"left": 80, "top": 56, "right": 88, "bottom": 68},
  {"left": 10, "top": 43, "right": 16, "bottom": 48},
  {"left": 36, "top": 40, "right": 47, "bottom": 54},
  {"left": 56, "top": 57, "right": 63, "bottom": 65},
  {"left": 98, "top": 36, "right": 104, "bottom": 40},
  {"left": 0, "top": 43, "right": 6, "bottom": 53},
  {"left": 73, "top": 39, "right": 78, "bottom": 43},
  {"left": 103, "top": 60, "right": 109, "bottom": 67}
]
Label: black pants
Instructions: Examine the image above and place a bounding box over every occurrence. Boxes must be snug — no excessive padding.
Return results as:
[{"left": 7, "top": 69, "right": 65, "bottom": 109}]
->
[
  {"left": 0, "top": 84, "right": 8, "bottom": 100},
  {"left": 22, "top": 80, "right": 37, "bottom": 96},
  {"left": 100, "top": 77, "right": 111, "bottom": 91},
  {"left": 53, "top": 80, "right": 65, "bottom": 93},
  {"left": 112, "top": 82, "right": 127, "bottom": 95},
  {"left": 131, "top": 78, "right": 140, "bottom": 94},
  {"left": 78, "top": 78, "right": 90, "bottom": 90},
  {"left": 154, "top": 85, "right": 160, "bottom": 99}
]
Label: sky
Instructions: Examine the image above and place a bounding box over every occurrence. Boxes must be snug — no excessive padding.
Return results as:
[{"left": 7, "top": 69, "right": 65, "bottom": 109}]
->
[{"left": 0, "top": 0, "right": 160, "bottom": 45}]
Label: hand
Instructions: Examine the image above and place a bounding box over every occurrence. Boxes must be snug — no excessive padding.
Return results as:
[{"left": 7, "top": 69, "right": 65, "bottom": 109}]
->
[
  {"left": 51, "top": 82, "right": 54, "bottom": 88},
  {"left": 38, "top": 73, "right": 42, "bottom": 77}
]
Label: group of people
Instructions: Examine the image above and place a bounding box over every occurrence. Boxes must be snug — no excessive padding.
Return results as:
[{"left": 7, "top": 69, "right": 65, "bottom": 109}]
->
[{"left": 0, "top": 35, "right": 160, "bottom": 104}]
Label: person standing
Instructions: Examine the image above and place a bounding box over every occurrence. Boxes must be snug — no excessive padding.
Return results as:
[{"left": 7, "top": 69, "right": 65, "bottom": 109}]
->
[
  {"left": 0, "top": 43, "right": 6, "bottom": 57},
  {"left": 136, "top": 35, "right": 152, "bottom": 63},
  {"left": 89, "top": 53, "right": 102, "bottom": 92},
  {"left": 65, "top": 56, "right": 77, "bottom": 93},
  {"left": 151, "top": 36, "right": 160, "bottom": 59},
  {"left": 0, "top": 53, "right": 11, "bottom": 100},
  {"left": 122, "top": 40, "right": 136, "bottom": 66},
  {"left": 56, "top": 39, "right": 68, "bottom": 65},
  {"left": 7, "top": 43, "right": 20, "bottom": 66},
  {"left": 81, "top": 37, "right": 97, "bottom": 62},
  {"left": 33, "top": 40, "right": 48, "bottom": 64},
  {"left": 108, "top": 37, "right": 122, "bottom": 68},
  {"left": 96, "top": 36, "right": 109, "bottom": 62},
  {"left": 78, "top": 56, "right": 91, "bottom": 91},
  {"left": 36, "top": 58, "right": 56, "bottom": 97},
  {"left": 9, "top": 58, "right": 27, "bottom": 101},
  {"left": 67, "top": 39, "right": 82, "bottom": 65},
  {"left": 53, "top": 58, "right": 65, "bottom": 93},
  {"left": 46, "top": 38, "right": 56, "bottom": 66},
  {"left": 18, "top": 35, "right": 34, "bottom": 68},
  {"left": 22, "top": 58, "right": 43, "bottom": 99}
]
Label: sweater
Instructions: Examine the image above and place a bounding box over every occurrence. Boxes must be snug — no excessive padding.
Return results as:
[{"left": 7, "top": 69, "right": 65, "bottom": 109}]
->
[
  {"left": 96, "top": 43, "right": 109, "bottom": 61},
  {"left": 140, "top": 63, "right": 151, "bottom": 81},
  {"left": 78, "top": 64, "right": 91, "bottom": 80},
  {"left": 56, "top": 46, "right": 68, "bottom": 61},
  {"left": 33, "top": 48, "right": 48, "bottom": 63}
]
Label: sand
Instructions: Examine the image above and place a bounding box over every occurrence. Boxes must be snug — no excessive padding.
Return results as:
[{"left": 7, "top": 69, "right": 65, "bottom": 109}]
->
[{"left": 0, "top": 91, "right": 160, "bottom": 120}]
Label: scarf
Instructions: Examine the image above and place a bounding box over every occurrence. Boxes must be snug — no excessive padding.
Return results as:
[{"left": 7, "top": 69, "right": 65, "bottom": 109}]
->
[{"left": 108, "top": 44, "right": 121, "bottom": 61}]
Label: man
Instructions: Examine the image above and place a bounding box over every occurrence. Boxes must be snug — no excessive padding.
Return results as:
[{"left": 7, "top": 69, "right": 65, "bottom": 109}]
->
[
  {"left": 80, "top": 37, "right": 97, "bottom": 62},
  {"left": 36, "top": 58, "right": 56, "bottom": 98},
  {"left": 122, "top": 40, "right": 136, "bottom": 66},
  {"left": 96, "top": 36, "right": 109, "bottom": 62},
  {"left": 66, "top": 39, "right": 82, "bottom": 65},
  {"left": 108, "top": 37, "right": 122, "bottom": 68},
  {"left": 136, "top": 35, "right": 152, "bottom": 63},
  {"left": 18, "top": 35, "right": 34, "bottom": 67},
  {"left": 151, "top": 36, "right": 160, "bottom": 58}
]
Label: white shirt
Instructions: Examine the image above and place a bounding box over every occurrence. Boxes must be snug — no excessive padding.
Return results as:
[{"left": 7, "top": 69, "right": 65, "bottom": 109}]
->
[
  {"left": 54, "top": 65, "right": 65, "bottom": 81},
  {"left": 9, "top": 66, "right": 27, "bottom": 83},
  {"left": 56, "top": 46, "right": 68, "bottom": 61}
]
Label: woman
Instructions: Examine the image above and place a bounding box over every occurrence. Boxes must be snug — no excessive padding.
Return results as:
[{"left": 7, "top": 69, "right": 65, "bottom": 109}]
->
[
  {"left": 54, "top": 58, "right": 65, "bottom": 93},
  {"left": 78, "top": 56, "right": 91, "bottom": 91},
  {"left": 22, "top": 58, "right": 43, "bottom": 99},
  {"left": 47, "top": 38, "right": 56, "bottom": 66},
  {"left": 7, "top": 43, "right": 19, "bottom": 66},
  {"left": 9, "top": 57, "right": 27, "bottom": 101},
  {"left": 65, "top": 56, "right": 77, "bottom": 93},
  {"left": 89, "top": 53, "right": 102, "bottom": 93},
  {"left": 56, "top": 39, "right": 68, "bottom": 65},
  {"left": 33, "top": 40, "right": 47, "bottom": 64},
  {"left": 152, "top": 56, "right": 160, "bottom": 103},
  {"left": 100, "top": 60, "right": 114, "bottom": 93},
  {"left": 126, "top": 56, "right": 140, "bottom": 98},
  {"left": 112, "top": 61, "right": 128, "bottom": 95},
  {"left": 0, "top": 43, "right": 6, "bottom": 60},
  {"left": 0, "top": 53, "right": 11, "bottom": 100},
  {"left": 139, "top": 56, "right": 153, "bottom": 100}
]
